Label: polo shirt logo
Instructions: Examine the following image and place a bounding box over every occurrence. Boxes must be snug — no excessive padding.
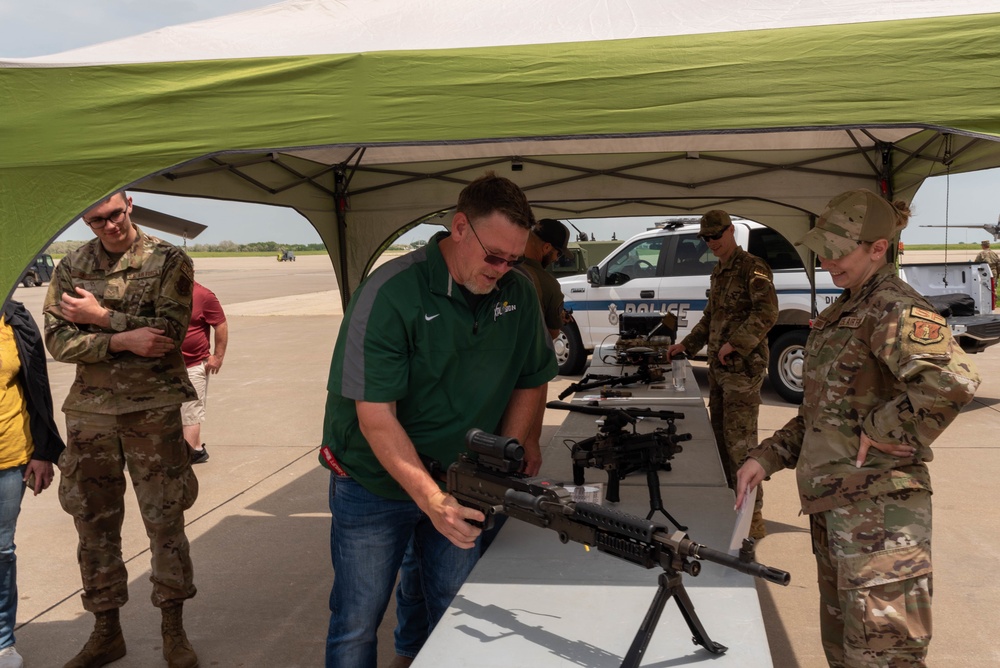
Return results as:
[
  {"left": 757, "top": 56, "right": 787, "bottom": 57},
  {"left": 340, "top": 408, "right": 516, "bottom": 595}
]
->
[{"left": 494, "top": 300, "right": 517, "bottom": 321}]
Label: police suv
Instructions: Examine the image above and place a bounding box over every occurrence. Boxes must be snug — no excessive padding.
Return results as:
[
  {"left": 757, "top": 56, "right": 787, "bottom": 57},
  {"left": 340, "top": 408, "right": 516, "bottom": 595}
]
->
[{"left": 556, "top": 220, "right": 841, "bottom": 403}]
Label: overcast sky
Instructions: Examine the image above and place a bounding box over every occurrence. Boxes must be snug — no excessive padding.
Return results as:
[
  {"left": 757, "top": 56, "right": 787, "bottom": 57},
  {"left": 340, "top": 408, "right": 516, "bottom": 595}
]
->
[{"left": 4, "top": 0, "right": 1000, "bottom": 247}]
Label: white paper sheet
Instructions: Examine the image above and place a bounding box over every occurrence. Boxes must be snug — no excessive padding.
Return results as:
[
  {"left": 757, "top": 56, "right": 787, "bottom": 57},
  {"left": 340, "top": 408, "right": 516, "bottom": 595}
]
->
[{"left": 728, "top": 486, "right": 757, "bottom": 555}]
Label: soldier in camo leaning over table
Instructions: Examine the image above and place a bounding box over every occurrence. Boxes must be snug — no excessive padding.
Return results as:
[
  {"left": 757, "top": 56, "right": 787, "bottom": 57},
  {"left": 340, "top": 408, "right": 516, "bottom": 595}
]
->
[
  {"left": 736, "top": 189, "right": 980, "bottom": 668},
  {"left": 667, "top": 209, "right": 778, "bottom": 539},
  {"left": 43, "top": 190, "right": 200, "bottom": 668}
]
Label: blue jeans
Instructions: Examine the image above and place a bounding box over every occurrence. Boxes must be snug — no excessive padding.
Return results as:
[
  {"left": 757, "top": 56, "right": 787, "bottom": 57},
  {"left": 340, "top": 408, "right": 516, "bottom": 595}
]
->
[
  {"left": 325, "top": 474, "right": 480, "bottom": 668},
  {"left": 393, "top": 540, "right": 428, "bottom": 658},
  {"left": 393, "top": 512, "right": 508, "bottom": 657},
  {"left": 0, "top": 466, "right": 26, "bottom": 650}
]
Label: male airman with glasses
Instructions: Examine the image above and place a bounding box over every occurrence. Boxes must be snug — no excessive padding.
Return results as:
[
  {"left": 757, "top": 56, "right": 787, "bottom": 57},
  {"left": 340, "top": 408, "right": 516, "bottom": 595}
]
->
[
  {"left": 319, "top": 172, "right": 556, "bottom": 668},
  {"left": 43, "top": 191, "right": 200, "bottom": 668},
  {"left": 667, "top": 210, "right": 778, "bottom": 539}
]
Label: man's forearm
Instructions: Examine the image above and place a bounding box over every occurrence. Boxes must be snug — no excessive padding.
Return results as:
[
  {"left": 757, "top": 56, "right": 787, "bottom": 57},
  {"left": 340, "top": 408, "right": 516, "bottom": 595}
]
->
[
  {"left": 498, "top": 385, "right": 546, "bottom": 444},
  {"left": 357, "top": 401, "right": 442, "bottom": 511},
  {"left": 213, "top": 321, "right": 229, "bottom": 359}
]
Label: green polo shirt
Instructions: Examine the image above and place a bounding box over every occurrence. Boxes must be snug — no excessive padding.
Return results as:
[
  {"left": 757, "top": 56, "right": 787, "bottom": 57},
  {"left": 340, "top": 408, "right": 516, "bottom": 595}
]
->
[{"left": 322, "top": 232, "right": 557, "bottom": 500}]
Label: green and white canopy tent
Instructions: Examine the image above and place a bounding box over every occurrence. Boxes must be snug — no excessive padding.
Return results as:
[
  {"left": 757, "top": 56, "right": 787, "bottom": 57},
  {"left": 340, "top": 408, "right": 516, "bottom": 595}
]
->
[{"left": 4, "top": 0, "right": 1000, "bottom": 305}]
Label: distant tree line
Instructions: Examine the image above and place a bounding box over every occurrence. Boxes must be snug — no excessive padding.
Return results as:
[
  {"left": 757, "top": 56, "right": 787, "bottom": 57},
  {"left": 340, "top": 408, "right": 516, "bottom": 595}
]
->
[
  {"left": 46, "top": 239, "right": 420, "bottom": 255},
  {"left": 184, "top": 241, "right": 330, "bottom": 253}
]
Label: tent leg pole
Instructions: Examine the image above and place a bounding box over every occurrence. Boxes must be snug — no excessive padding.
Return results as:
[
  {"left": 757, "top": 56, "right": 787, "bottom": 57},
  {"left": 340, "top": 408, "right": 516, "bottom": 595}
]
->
[{"left": 334, "top": 168, "right": 351, "bottom": 310}]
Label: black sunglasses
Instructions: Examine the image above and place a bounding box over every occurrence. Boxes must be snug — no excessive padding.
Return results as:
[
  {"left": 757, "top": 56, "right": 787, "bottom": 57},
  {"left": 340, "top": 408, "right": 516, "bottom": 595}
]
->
[
  {"left": 698, "top": 225, "right": 730, "bottom": 242},
  {"left": 469, "top": 223, "right": 523, "bottom": 268}
]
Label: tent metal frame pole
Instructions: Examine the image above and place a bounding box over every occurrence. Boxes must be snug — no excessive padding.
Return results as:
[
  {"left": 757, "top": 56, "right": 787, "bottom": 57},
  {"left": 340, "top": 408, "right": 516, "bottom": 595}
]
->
[{"left": 334, "top": 167, "right": 351, "bottom": 310}]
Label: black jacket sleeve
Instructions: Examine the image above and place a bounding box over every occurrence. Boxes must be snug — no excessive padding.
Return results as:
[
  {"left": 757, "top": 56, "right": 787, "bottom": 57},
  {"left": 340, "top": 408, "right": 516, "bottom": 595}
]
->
[{"left": 4, "top": 300, "right": 66, "bottom": 463}]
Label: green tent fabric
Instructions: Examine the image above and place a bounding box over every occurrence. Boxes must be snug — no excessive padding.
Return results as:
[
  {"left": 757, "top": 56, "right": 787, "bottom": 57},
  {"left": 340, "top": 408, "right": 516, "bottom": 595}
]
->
[{"left": 4, "top": 0, "right": 1000, "bottom": 303}]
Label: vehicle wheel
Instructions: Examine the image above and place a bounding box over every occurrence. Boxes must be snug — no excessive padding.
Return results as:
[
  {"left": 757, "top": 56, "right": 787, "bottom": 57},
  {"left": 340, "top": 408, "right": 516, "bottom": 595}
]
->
[
  {"left": 768, "top": 329, "right": 808, "bottom": 404},
  {"left": 555, "top": 322, "right": 587, "bottom": 376},
  {"left": 23, "top": 274, "right": 36, "bottom": 288}
]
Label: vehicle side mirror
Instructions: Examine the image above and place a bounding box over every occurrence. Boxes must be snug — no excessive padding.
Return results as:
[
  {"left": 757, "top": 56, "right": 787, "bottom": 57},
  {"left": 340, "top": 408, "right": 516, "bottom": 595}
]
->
[{"left": 587, "top": 266, "right": 602, "bottom": 287}]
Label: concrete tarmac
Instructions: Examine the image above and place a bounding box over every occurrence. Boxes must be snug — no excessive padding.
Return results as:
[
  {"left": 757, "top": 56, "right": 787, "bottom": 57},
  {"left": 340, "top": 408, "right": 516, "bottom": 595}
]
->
[{"left": 8, "top": 253, "right": 1000, "bottom": 667}]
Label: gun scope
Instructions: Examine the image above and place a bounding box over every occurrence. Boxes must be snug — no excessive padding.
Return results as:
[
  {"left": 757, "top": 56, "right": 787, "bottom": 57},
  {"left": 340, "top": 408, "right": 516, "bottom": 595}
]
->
[{"left": 465, "top": 429, "right": 524, "bottom": 464}]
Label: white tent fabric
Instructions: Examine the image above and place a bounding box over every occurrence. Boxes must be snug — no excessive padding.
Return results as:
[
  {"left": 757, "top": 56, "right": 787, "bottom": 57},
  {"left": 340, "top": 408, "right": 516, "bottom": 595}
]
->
[
  {"left": 3, "top": 0, "right": 1000, "bottom": 303},
  {"left": 7, "top": 0, "right": 997, "bottom": 66}
]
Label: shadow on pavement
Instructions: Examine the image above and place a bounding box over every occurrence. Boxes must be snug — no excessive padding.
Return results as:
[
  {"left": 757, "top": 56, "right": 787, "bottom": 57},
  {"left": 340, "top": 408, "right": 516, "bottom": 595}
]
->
[{"left": 19, "top": 466, "right": 333, "bottom": 667}]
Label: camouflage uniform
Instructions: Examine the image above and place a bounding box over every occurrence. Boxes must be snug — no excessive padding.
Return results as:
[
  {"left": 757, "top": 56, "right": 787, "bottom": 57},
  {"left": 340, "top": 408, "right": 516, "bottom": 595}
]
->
[
  {"left": 750, "top": 264, "right": 980, "bottom": 667},
  {"left": 44, "top": 226, "right": 199, "bottom": 612},
  {"left": 975, "top": 247, "right": 1000, "bottom": 307},
  {"left": 681, "top": 245, "right": 778, "bottom": 519},
  {"left": 974, "top": 247, "right": 1000, "bottom": 281}
]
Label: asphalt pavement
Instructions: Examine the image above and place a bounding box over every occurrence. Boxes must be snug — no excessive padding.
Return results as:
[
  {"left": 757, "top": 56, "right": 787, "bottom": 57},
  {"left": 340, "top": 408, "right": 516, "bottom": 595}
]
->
[{"left": 8, "top": 253, "right": 1000, "bottom": 667}]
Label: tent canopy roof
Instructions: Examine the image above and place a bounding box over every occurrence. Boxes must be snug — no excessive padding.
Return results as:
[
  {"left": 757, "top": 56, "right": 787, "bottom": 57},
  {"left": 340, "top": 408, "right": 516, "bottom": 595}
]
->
[
  {"left": 9, "top": 0, "right": 996, "bottom": 66},
  {"left": 4, "top": 0, "right": 1000, "bottom": 302}
]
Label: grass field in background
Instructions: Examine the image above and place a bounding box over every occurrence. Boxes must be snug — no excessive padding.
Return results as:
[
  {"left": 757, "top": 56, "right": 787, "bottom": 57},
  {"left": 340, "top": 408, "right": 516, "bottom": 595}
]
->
[
  {"left": 184, "top": 250, "right": 332, "bottom": 258},
  {"left": 904, "top": 244, "right": 993, "bottom": 251},
  {"left": 49, "top": 249, "right": 336, "bottom": 260}
]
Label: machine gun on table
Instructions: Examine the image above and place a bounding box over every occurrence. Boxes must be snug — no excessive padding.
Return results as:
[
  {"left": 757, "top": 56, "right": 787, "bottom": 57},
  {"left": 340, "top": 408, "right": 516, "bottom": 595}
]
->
[
  {"left": 557, "top": 347, "right": 665, "bottom": 400},
  {"left": 441, "top": 429, "right": 790, "bottom": 668},
  {"left": 546, "top": 401, "right": 692, "bottom": 530}
]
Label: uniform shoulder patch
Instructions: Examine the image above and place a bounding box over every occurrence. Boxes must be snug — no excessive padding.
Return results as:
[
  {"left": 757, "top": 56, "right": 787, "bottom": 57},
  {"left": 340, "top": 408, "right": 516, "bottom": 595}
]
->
[
  {"left": 910, "top": 306, "right": 946, "bottom": 326},
  {"left": 908, "top": 320, "right": 945, "bottom": 345},
  {"left": 752, "top": 268, "right": 771, "bottom": 282}
]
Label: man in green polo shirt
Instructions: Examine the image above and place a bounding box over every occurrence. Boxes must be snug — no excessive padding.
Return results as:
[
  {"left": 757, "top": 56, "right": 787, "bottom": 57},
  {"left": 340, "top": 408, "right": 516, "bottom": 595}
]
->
[{"left": 320, "top": 173, "right": 557, "bottom": 668}]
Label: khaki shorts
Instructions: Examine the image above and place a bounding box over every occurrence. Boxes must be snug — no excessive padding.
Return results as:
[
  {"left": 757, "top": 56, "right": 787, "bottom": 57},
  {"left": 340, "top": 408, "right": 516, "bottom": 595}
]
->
[{"left": 181, "top": 361, "right": 209, "bottom": 426}]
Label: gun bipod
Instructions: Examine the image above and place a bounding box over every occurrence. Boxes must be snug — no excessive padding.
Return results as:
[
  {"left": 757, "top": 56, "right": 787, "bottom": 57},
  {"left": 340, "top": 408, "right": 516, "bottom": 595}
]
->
[{"left": 623, "top": 570, "right": 727, "bottom": 668}]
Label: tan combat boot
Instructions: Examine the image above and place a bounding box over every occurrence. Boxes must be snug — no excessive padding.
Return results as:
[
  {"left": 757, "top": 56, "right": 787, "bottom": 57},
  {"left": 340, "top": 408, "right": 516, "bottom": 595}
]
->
[
  {"left": 64, "top": 608, "right": 127, "bottom": 668},
  {"left": 161, "top": 604, "right": 199, "bottom": 668}
]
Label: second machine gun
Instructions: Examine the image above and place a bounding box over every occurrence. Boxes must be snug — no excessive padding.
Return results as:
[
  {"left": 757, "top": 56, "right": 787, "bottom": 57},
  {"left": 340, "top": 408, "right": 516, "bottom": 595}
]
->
[
  {"left": 443, "top": 429, "right": 790, "bottom": 668},
  {"left": 557, "top": 347, "right": 666, "bottom": 400},
  {"left": 547, "top": 400, "right": 692, "bottom": 530}
]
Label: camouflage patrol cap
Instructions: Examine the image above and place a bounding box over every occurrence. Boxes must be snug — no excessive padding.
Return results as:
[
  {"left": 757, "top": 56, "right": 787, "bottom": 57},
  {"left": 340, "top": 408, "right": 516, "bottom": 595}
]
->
[
  {"left": 699, "top": 210, "right": 732, "bottom": 236},
  {"left": 796, "top": 189, "right": 905, "bottom": 260}
]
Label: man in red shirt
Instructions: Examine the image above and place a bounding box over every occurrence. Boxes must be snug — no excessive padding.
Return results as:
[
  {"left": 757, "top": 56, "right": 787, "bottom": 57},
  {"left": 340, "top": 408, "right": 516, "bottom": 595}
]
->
[{"left": 181, "top": 282, "right": 228, "bottom": 463}]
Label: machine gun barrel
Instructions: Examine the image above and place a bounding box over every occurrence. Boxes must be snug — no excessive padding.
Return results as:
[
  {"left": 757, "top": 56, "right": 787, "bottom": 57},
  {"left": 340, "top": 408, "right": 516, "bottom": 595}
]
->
[
  {"left": 546, "top": 400, "right": 684, "bottom": 422},
  {"left": 557, "top": 373, "right": 644, "bottom": 400},
  {"left": 655, "top": 534, "right": 791, "bottom": 586}
]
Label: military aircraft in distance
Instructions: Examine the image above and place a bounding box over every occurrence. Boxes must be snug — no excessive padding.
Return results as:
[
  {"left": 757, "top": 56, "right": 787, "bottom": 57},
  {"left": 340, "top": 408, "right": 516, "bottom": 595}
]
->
[{"left": 921, "top": 214, "right": 1000, "bottom": 241}]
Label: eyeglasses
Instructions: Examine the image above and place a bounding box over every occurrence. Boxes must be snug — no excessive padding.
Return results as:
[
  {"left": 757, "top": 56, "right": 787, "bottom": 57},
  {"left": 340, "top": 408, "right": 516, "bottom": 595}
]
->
[
  {"left": 468, "top": 223, "right": 523, "bottom": 268},
  {"left": 84, "top": 208, "right": 127, "bottom": 230},
  {"left": 697, "top": 225, "right": 730, "bottom": 242}
]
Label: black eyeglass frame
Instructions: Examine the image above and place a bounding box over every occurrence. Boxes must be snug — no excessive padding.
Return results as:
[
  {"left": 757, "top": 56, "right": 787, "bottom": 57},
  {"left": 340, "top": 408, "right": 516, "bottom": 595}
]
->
[
  {"left": 83, "top": 207, "right": 128, "bottom": 230},
  {"left": 468, "top": 223, "right": 523, "bottom": 268}
]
